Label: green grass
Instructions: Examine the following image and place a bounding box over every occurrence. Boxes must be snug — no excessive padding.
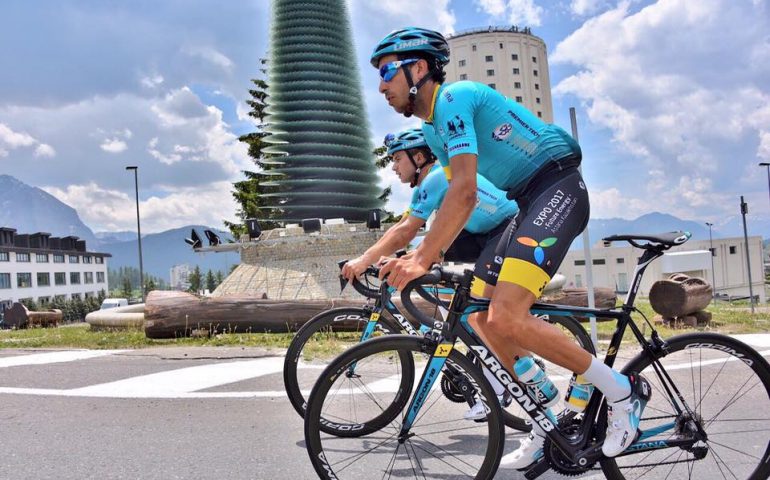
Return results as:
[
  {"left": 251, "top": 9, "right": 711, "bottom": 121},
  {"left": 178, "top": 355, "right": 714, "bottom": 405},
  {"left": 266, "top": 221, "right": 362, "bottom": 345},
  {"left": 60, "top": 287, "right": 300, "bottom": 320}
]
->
[{"left": 1, "top": 299, "right": 767, "bottom": 351}]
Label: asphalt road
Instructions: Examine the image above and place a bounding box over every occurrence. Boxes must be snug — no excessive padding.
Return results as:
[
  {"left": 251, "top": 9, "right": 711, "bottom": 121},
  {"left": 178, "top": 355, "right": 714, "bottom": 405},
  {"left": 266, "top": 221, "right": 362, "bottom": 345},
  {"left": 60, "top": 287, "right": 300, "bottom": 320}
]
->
[{"left": 1, "top": 335, "right": 769, "bottom": 480}]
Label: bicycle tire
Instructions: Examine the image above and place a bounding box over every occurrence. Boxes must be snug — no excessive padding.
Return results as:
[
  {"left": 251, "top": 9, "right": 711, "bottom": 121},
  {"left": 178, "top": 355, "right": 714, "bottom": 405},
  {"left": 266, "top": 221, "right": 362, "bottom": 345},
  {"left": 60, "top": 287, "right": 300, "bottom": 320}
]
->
[
  {"left": 304, "top": 334, "right": 505, "bottom": 479},
  {"left": 599, "top": 332, "right": 770, "bottom": 479},
  {"left": 283, "top": 306, "right": 401, "bottom": 421},
  {"left": 498, "top": 314, "right": 595, "bottom": 432}
]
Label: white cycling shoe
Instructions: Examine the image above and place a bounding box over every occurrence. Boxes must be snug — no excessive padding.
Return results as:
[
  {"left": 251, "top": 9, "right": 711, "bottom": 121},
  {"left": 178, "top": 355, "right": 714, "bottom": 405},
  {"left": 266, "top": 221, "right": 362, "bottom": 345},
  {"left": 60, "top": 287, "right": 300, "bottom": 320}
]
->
[
  {"left": 500, "top": 424, "right": 545, "bottom": 470},
  {"left": 602, "top": 373, "right": 652, "bottom": 457},
  {"left": 463, "top": 393, "right": 512, "bottom": 420}
]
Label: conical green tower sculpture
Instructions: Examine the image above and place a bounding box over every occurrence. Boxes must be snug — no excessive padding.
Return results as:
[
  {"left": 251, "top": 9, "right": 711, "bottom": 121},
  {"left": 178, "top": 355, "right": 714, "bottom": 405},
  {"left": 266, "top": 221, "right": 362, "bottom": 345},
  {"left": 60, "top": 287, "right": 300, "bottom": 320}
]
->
[{"left": 261, "top": 0, "right": 383, "bottom": 221}]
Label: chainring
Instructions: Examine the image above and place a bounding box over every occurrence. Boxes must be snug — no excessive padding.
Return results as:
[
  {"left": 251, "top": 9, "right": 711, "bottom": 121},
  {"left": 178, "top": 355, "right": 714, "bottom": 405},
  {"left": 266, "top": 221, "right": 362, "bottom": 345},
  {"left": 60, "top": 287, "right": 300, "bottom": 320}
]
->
[
  {"left": 543, "top": 419, "right": 596, "bottom": 476},
  {"left": 440, "top": 372, "right": 467, "bottom": 403}
]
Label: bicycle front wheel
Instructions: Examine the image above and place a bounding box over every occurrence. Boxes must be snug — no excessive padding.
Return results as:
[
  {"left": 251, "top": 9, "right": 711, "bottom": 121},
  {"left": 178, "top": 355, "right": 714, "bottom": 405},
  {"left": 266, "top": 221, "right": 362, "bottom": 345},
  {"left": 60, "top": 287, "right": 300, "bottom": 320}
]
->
[
  {"left": 305, "top": 335, "right": 505, "bottom": 479},
  {"left": 600, "top": 332, "right": 770, "bottom": 480}
]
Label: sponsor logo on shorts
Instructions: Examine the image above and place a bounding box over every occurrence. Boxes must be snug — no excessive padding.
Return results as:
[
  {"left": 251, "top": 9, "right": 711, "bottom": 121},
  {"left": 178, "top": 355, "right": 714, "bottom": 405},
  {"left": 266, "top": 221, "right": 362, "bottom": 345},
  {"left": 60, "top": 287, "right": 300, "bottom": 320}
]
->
[
  {"left": 491, "top": 123, "right": 513, "bottom": 142},
  {"left": 517, "top": 236, "right": 557, "bottom": 265}
]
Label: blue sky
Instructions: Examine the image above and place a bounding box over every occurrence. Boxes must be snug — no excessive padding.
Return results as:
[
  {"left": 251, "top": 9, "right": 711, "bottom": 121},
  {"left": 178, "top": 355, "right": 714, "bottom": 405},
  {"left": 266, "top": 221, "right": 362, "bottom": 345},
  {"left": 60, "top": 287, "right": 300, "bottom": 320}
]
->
[{"left": 0, "top": 0, "right": 768, "bottom": 238}]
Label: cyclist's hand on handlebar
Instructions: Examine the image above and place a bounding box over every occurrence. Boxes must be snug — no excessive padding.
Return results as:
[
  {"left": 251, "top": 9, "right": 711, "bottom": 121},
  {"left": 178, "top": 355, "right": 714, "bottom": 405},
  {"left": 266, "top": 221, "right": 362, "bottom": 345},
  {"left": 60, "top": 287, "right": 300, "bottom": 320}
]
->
[
  {"left": 341, "top": 256, "right": 369, "bottom": 284},
  {"left": 378, "top": 252, "right": 430, "bottom": 290}
]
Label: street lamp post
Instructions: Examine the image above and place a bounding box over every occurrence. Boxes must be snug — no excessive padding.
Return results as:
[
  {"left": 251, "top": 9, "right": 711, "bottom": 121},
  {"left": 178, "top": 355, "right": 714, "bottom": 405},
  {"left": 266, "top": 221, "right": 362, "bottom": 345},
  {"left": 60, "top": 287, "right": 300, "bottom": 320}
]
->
[
  {"left": 760, "top": 162, "right": 770, "bottom": 206},
  {"left": 125, "top": 166, "right": 145, "bottom": 303},
  {"left": 706, "top": 222, "right": 716, "bottom": 304}
]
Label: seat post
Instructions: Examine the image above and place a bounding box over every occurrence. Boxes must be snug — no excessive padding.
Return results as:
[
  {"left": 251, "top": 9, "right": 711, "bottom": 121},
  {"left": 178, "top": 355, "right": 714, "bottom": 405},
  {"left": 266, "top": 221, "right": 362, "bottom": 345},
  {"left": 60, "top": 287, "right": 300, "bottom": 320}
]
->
[{"left": 623, "top": 248, "right": 665, "bottom": 308}]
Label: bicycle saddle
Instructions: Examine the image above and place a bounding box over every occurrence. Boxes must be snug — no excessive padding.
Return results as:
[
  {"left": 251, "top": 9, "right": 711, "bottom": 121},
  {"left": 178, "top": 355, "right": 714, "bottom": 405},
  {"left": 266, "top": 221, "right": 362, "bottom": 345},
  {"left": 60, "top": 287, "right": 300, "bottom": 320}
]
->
[{"left": 602, "top": 231, "right": 691, "bottom": 249}]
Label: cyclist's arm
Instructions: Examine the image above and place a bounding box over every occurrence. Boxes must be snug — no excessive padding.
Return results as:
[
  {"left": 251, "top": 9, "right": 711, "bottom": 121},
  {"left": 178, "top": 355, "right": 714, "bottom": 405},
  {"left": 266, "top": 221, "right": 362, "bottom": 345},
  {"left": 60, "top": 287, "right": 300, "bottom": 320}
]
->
[
  {"left": 412, "top": 153, "right": 478, "bottom": 268},
  {"left": 357, "top": 214, "right": 426, "bottom": 265}
]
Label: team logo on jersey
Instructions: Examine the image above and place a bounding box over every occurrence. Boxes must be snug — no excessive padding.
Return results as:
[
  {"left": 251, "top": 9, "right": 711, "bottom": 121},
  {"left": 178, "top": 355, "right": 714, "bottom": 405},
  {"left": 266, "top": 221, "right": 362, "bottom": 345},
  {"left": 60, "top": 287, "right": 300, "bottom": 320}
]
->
[
  {"left": 517, "top": 236, "right": 557, "bottom": 265},
  {"left": 579, "top": 181, "right": 586, "bottom": 190},
  {"left": 419, "top": 189, "right": 428, "bottom": 201},
  {"left": 444, "top": 91, "right": 454, "bottom": 103},
  {"left": 446, "top": 115, "right": 466, "bottom": 138},
  {"left": 492, "top": 123, "right": 513, "bottom": 142}
]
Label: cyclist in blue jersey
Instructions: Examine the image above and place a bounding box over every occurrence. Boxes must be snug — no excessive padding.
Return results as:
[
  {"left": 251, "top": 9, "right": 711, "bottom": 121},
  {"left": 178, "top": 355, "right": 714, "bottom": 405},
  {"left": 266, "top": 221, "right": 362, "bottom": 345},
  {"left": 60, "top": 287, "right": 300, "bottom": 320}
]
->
[{"left": 371, "top": 27, "right": 651, "bottom": 468}]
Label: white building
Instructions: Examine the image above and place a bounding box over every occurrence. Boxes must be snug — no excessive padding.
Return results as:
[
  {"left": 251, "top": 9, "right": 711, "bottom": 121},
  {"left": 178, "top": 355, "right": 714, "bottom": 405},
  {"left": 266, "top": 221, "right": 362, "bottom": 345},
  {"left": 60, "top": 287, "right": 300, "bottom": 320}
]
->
[
  {"left": 0, "top": 228, "right": 110, "bottom": 312},
  {"left": 559, "top": 236, "right": 765, "bottom": 302},
  {"left": 444, "top": 26, "right": 554, "bottom": 123},
  {"left": 170, "top": 264, "right": 191, "bottom": 291}
]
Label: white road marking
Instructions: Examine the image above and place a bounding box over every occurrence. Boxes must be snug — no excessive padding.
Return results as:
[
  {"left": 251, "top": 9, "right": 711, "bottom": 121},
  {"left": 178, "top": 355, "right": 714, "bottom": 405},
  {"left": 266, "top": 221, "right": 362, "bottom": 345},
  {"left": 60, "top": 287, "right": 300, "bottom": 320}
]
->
[{"left": 0, "top": 350, "right": 128, "bottom": 368}]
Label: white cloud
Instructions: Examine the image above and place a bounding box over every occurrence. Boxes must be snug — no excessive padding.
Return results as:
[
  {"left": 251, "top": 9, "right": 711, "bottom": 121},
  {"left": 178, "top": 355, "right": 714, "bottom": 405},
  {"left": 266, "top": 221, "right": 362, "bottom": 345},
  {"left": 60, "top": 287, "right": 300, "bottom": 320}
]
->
[
  {"left": 182, "top": 46, "right": 235, "bottom": 71},
  {"left": 570, "top": 0, "right": 610, "bottom": 16},
  {"left": 140, "top": 74, "right": 164, "bottom": 89},
  {"left": 474, "top": 0, "right": 543, "bottom": 26},
  {"left": 100, "top": 138, "right": 128, "bottom": 153},
  {"left": 552, "top": 0, "right": 770, "bottom": 220},
  {"left": 34, "top": 143, "right": 56, "bottom": 158}
]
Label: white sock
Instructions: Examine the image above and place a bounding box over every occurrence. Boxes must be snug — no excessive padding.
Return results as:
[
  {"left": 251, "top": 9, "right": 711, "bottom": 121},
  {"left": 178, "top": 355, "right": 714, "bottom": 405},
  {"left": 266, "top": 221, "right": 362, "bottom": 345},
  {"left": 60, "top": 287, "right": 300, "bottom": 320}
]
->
[
  {"left": 482, "top": 365, "right": 506, "bottom": 396},
  {"left": 582, "top": 356, "right": 631, "bottom": 403}
]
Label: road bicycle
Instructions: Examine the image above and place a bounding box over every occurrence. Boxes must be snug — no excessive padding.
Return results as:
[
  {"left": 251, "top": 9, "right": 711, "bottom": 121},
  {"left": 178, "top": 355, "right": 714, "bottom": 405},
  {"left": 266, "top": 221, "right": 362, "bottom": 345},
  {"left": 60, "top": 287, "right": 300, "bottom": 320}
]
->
[
  {"left": 304, "top": 232, "right": 770, "bottom": 479},
  {"left": 284, "top": 260, "right": 594, "bottom": 434}
]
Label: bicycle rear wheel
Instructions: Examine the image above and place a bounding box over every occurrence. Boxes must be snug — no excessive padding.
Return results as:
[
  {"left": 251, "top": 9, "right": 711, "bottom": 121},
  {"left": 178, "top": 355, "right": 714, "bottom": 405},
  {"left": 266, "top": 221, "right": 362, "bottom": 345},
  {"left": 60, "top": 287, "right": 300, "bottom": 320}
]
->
[
  {"left": 305, "top": 335, "right": 505, "bottom": 479},
  {"left": 600, "top": 332, "right": 770, "bottom": 480},
  {"left": 283, "top": 307, "right": 402, "bottom": 428}
]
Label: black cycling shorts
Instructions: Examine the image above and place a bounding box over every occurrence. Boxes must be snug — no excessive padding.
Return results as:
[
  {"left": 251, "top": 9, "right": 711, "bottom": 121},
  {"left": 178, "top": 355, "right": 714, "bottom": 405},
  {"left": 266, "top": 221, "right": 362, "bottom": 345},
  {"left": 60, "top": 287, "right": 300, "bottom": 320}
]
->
[{"left": 471, "top": 165, "right": 590, "bottom": 298}]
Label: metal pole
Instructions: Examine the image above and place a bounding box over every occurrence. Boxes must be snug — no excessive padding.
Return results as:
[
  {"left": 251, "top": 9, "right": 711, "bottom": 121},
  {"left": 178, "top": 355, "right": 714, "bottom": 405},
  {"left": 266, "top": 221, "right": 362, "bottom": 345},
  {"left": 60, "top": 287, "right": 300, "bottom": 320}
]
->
[
  {"left": 126, "top": 166, "right": 145, "bottom": 303},
  {"left": 740, "top": 196, "right": 754, "bottom": 314},
  {"left": 706, "top": 222, "right": 715, "bottom": 304},
  {"left": 569, "top": 107, "right": 598, "bottom": 348}
]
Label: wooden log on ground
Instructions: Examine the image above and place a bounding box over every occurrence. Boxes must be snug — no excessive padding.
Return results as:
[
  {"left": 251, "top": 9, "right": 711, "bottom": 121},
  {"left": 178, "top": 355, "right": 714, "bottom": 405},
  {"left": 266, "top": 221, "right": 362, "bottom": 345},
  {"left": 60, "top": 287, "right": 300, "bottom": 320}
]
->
[
  {"left": 3, "top": 303, "right": 62, "bottom": 329},
  {"left": 649, "top": 274, "right": 712, "bottom": 318},
  {"left": 541, "top": 287, "right": 617, "bottom": 309},
  {"left": 143, "top": 291, "right": 443, "bottom": 339},
  {"left": 692, "top": 310, "right": 712, "bottom": 327}
]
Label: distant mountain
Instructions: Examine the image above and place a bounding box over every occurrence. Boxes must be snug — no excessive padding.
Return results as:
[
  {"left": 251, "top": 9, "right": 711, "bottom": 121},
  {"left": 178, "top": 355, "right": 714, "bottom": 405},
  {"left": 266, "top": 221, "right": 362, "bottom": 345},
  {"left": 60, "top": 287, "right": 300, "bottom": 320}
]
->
[
  {"left": 95, "top": 231, "right": 136, "bottom": 243},
  {"left": 570, "top": 212, "right": 713, "bottom": 250},
  {"left": 99, "top": 225, "right": 239, "bottom": 280},
  {"left": 0, "top": 174, "right": 98, "bottom": 246}
]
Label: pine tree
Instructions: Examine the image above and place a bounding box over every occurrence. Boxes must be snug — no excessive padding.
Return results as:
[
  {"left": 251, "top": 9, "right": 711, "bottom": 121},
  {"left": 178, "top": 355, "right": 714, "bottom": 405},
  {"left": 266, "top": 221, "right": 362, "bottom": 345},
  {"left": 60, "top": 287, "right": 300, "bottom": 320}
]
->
[
  {"left": 188, "top": 266, "right": 202, "bottom": 294},
  {"left": 205, "top": 269, "right": 216, "bottom": 293},
  {"left": 121, "top": 276, "right": 133, "bottom": 299}
]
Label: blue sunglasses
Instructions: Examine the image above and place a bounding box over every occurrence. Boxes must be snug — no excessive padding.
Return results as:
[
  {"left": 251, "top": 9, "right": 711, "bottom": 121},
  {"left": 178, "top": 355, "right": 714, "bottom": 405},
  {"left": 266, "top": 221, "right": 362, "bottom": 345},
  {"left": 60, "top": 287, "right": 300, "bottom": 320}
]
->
[{"left": 379, "top": 58, "right": 419, "bottom": 82}]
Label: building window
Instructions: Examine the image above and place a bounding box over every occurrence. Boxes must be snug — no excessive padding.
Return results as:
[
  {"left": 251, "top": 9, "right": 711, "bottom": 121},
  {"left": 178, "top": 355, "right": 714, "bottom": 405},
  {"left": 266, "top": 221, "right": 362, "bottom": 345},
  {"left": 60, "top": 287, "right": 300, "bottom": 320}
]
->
[
  {"left": 535, "top": 83, "right": 540, "bottom": 90},
  {"left": 488, "top": 83, "right": 496, "bottom": 90},
  {"left": 511, "top": 54, "right": 518, "bottom": 61},
  {"left": 53, "top": 254, "right": 65, "bottom": 263},
  {"left": 17, "top": 252, "right": 30, "bottom": 262},
  {"left": 97, "top": 272, "right": 105, "bottom": 283},
  {"left": 537, "top": 111, "right": 542, "bottom": 118},
  {"left": 70, "top": 272, "right": 81, "bottom": 285},
  {"left": 499, "top": 42, "right": 503, "bottom": 49},
  {"left": 0, "top": 252, "right": 9, "bottom": 262},
  {"left": 38, "top": 296, "right": 50, "bottom": 305},
  {"left": 593, "top": 259, "right": 606, "bottom": 265},
  {"left": 95, "top": 257, "right": 104, "bottom": 264},
  {"left": 54, "top": 294, "right": 66, "bottom": 303},
  {"left": 459, "top": 73, "right": 468, "bottom": 80},
  {"left": 0, "top": 273, "right": 10, "bottom": 289},
  {"left": 83, "top": 256, "right": 92, "bottom": 264},
  {"left": 37, "top": 272, "right": 50, "bottom": 287},
  {"left": 55, "top": 272, "right": 67, "bottom": 285},
  {"left": 729, "top": 246, "right": 737, "bottom": 254},
  {"left": 486, "top": 69, "right": 495, "bottom": 76},
  {"left": 532, "top": 56, "right": 537, "bottom": 63},
  {"left": 536, "top": 97, "right": 541, "bottom": 104},
  {"left": 36, "top": 253, "right": 49, "bottom": 263},
  {"left": 459, "top": 59, "right": 466, "bottom": 67},
  {"left": 575, "top": 274, "right": 583, "bottom": 288},
  {"left": 71, "top": 293, "right": 81, "bottom": 301},
  {"left": 84, "top": 272, "right": 94, "bottom": 284},
  {"left": 472, "top": 44, "right": 477, "bottom": 51},
  {"left": 85, "top": 292, "right": 94, "bottom": 299},
  {"left": 485, "top": 55, "right": 493, "bottom": 62},
  {"left": 513, "top": 68, "right": 520, "bottom": 75},
  {"left": 617, "top": 273, "right": 629, "bottom": 293},
  {"left": 17, "top": 273, "right": 32, "bottom": 288},
  {"left": 533, "top": 69, "right": 539, "bottom": 77},
  {"left": 616, "top": 258, "right": 625, "bottom": 264},
  {"left": 514, "top": 82, "right": 522, "bottom": 88},
  {"left": 69, "top": 255, "right": 80, "bottom": 263},
  {"left": 516, "top": 96, "right": 523, "bottom": 102},
  {"left": 574, "top": 260, "right": 586, "bottom": 266}
]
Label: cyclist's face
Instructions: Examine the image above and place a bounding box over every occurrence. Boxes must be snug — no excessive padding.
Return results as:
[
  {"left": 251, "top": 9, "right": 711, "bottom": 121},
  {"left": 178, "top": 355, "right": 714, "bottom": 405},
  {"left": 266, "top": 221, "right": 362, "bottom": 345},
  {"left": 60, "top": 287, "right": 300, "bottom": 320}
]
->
[
  {"left": 391, "top": 150, "right": 416, "bottom": 183},
  {"left": 378, "top": 54, "right": 416, "bottom": 114}
]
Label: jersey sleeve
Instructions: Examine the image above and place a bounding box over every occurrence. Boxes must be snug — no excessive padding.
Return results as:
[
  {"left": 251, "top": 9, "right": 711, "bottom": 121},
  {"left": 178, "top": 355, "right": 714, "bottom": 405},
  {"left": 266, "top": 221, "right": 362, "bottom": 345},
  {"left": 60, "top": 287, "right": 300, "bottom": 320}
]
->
[
  {"left": 434, "top": 82, "right": 480, "bottom": 160},
  {"left": 409, "top": 170, "right": 448, "bottom": 221}
]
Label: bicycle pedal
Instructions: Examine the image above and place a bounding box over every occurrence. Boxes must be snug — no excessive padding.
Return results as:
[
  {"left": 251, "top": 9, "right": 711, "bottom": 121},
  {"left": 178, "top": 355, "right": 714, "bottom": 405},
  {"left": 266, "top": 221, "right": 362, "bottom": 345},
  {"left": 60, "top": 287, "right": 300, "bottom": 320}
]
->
[{"left": 523, "top": 457, "right": 550, "bottom": 479}]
